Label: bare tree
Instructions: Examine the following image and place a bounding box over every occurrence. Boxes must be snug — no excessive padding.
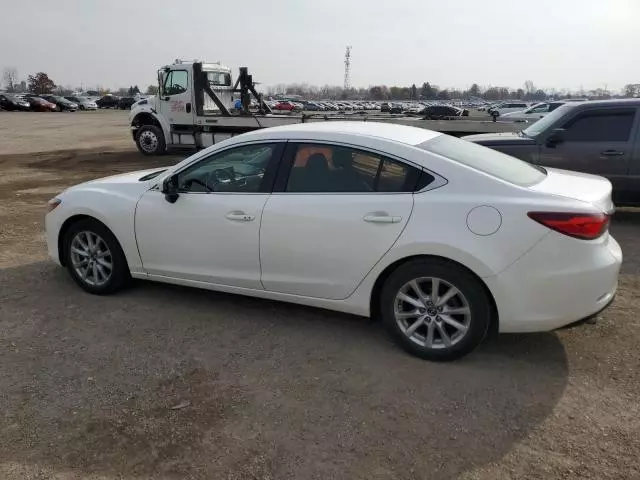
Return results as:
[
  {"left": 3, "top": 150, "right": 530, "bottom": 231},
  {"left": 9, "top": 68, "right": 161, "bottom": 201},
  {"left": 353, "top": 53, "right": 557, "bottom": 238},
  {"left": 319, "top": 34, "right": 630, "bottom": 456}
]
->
[
  {"left": 3, "top": 67, "right": 18, "bottom": 92},
  {"left": 524, "top": 80, "right": 535, "bottom": 94}
]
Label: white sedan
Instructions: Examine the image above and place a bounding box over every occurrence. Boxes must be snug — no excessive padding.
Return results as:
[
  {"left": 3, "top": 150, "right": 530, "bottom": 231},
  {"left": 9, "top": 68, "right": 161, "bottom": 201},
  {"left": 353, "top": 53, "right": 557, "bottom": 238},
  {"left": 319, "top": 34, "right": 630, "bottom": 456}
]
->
[{"left": 45, "top": 122, "right": 621, "bottom": 361}]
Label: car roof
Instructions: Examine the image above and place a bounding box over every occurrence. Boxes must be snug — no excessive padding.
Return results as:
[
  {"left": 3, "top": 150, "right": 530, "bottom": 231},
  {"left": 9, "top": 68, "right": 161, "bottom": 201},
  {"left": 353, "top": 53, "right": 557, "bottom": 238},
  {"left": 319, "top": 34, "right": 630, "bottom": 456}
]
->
[{"left": 239, "top": 121, "right": 441, "bottom": 146}]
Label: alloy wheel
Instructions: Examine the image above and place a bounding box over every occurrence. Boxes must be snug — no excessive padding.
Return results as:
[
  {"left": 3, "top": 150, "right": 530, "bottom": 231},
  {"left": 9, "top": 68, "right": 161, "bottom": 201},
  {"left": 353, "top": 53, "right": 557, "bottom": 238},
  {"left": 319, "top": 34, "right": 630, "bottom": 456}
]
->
[
  {"left": 69, "top": 231, "right": 113, "bottom": 287},
  {"left": 394, "top": 277, "right": 471, "bottom": 349}
]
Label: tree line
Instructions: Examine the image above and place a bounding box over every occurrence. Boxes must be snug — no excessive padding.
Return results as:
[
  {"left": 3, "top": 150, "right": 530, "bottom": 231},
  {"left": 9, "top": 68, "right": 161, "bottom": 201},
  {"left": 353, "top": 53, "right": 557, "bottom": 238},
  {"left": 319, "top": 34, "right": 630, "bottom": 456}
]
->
[
  {"left": 1, "top": 67, "right": 157, "bottom": 96},
  {"left": 269, "top": 80, "right": 638, "bottom": 101}
]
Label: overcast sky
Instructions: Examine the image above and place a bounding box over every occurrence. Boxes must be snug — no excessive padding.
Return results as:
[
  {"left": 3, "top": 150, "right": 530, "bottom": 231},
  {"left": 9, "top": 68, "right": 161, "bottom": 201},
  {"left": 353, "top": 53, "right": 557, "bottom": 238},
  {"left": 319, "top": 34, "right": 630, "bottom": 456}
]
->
[{"left": 1, "top": 0, "right": 638, "bottom": 93}]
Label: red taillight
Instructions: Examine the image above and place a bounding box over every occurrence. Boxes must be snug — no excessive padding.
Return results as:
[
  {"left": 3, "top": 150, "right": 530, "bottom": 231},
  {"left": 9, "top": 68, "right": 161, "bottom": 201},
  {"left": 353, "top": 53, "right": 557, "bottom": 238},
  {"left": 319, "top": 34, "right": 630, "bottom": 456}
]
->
[{"left": 527, "top": 212, "right": 610, "bottom": 240}]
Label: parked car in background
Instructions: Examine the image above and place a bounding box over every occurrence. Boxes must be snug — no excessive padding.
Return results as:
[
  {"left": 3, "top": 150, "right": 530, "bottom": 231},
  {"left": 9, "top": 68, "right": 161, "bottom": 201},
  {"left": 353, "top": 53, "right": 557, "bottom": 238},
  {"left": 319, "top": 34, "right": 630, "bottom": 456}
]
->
[
  {"left": 500, "top": 101, "right": 566, "bottom": 122},
  {"left": 118, "top": 97, "right": 138, "bottom": 110},
  {"left": 41, "top": 95, "right": 78, "bottom": 112},
  {"left": 0, "top": 94, "right": 31, "bottom": 111},
  {"left": 96, "top": 95, "right": 120, "bottom": 109},
  {"left": 24, "top": 96, "right": 57, "bottom": 112},
  {"left": 421, "top": 105, "right": 468, "bottom": 119},
  {"left": 65, "top": 96, "right": 98, "bottom": 110},
  {"left": 381, "top": 102, "right": 391, "bottom": 112},
  {"left": 389, "top": 103, "right": 403, "bottom": 114},
  {"left": 273, "top": 101, "right": 300, "bottom": 112},
  {"left": 489, "top": 102, "right": 529, "bottom": 119},
  {"left": 464, "top": 98, "right": 640, "bottom": 205}
]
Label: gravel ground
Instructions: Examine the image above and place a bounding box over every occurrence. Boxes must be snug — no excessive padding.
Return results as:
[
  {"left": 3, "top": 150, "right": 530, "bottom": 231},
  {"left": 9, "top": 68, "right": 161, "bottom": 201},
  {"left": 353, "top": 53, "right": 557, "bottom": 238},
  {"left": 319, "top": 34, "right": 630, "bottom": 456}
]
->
[{"left": 0, "top": 148, "right": 639, "bottom": 479}]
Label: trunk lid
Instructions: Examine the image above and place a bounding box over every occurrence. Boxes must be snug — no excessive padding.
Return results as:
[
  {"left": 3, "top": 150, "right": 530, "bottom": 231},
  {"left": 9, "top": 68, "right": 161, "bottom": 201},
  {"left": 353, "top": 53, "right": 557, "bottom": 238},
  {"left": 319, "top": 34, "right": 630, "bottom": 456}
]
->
[{"left": 529, "top": 167, "right": 614, "bottom": 213}]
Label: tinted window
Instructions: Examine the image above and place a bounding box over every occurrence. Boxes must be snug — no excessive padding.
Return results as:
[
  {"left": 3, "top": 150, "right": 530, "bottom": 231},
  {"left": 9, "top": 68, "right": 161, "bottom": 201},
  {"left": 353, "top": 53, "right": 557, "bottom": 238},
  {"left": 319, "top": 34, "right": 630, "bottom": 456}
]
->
[
  {"left": 285, "top": 143, "right": 425, "bottom": 193},
  {"left": 164, "top": 70, "right": 188, "bottom": 95},
  {"left": 176, "top": 143, "right": 275, "bottom": 193},
  {"left": 522, "top": 103, "right": 576, "bottom": 137},
  {"left": 562, "top": 110, "right": 635, "bottom": 142},
  {"left": 529, "top": 104, "right": 549, "bottom": 113},
  {"left": 420, "top": 135, "right": 545, "bottom": 187}
]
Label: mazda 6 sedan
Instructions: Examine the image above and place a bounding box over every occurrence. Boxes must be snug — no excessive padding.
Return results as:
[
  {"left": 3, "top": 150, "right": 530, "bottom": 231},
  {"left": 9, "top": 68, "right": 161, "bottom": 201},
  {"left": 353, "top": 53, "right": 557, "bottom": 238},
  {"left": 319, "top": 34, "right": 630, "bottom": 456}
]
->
[{"left": 45, "top": 122, "right": 622, "bottom": 361}]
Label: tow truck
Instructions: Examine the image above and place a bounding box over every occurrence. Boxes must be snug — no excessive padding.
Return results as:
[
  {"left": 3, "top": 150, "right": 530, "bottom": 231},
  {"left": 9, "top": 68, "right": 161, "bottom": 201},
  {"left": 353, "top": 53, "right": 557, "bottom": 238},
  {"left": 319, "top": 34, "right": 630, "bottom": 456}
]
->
[{"left": 129, "top": 59, "right": 519, "bottom": 156}]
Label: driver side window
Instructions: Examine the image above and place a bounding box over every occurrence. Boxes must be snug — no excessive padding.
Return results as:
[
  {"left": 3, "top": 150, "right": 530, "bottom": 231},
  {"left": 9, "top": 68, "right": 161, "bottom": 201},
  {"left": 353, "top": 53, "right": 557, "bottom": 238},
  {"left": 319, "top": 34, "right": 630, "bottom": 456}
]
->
[
  {"left": 176, "top": 143, "right": 277, "bottom": 193},
  {"left": 163, "top": 70, "right": 188, "bottom": 96},
  {"left": 530, "top": 104, "right": 549, "bottom": 113}
]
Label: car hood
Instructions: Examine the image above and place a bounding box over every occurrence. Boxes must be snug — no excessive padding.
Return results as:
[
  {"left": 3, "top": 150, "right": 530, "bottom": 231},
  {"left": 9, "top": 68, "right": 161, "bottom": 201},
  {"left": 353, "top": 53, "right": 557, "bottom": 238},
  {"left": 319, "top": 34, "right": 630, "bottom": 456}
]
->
[
  {"left": 63, "top": 168, "right": 167, "bottom": 197},
  {"left": 462, "top": 132, "right": 536, "bottom": 146}
]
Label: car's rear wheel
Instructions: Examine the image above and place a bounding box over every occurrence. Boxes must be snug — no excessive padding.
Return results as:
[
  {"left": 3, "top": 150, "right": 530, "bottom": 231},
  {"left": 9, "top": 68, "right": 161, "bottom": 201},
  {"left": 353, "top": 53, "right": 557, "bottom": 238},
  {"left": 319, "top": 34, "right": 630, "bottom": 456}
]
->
[
  {"left": 63, "top": 219, "right": 130, "bottom": 295},
  {"left": 380, "top": 259, "right": 491, "bottom": 361},
  {"left": 135, "top": 124, "right": 166, "bottom": 156}
]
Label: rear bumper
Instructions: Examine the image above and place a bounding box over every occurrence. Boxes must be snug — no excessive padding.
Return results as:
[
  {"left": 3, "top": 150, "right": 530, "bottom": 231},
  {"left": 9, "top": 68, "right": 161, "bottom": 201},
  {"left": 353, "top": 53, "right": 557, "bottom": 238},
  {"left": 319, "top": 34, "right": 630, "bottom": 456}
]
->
[
  {"left": 485, "top": 232, "right": 622, "bottom": 333},
  {"left": 558, "top": 292, "right": 616, "bottom": 329}
]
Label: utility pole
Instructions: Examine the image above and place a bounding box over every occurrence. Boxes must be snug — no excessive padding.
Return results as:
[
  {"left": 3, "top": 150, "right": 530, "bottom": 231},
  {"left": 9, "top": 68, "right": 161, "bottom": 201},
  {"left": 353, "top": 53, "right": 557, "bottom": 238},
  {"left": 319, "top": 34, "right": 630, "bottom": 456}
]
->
[{"left": 343, "top": 46, "right": 352, "bottom": 92}]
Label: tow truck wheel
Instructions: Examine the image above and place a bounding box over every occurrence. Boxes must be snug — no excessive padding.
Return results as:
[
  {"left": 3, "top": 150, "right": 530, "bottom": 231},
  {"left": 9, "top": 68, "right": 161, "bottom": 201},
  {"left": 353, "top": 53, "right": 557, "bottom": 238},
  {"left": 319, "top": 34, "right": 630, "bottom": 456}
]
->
[{"left": 135, "top": 125, "right": 166, "bottom": 156}]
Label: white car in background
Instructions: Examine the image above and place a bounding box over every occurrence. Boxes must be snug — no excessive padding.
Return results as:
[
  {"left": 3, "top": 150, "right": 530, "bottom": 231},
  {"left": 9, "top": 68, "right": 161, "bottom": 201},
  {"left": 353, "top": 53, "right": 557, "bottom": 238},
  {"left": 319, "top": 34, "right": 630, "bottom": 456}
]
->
[
  {"left": 45, "top": 122, "right": 621, "bottom": 361},
  {"left": 489, "top": 102, "right": 529, "bottom": 118},
  {"left": 500, "top": 101, "right": 567, "bottom": 122}
]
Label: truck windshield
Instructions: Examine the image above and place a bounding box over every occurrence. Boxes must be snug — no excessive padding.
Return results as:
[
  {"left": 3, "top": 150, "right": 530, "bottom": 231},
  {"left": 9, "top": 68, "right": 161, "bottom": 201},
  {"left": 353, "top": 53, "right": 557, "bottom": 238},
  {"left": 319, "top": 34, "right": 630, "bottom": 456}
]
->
[
  {"left": 522, "top": 103, "right": 576, "bottom": 137},
  {"left": 419, "top": 135, "right": 546, "bottom": 187}
]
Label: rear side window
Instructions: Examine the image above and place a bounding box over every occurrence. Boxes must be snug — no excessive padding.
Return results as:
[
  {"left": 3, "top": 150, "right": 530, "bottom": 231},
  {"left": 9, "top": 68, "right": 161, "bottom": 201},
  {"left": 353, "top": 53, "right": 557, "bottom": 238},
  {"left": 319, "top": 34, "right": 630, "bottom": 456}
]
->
[
  {"left": 419, "top": 135, "right": 546, "bottom": 187},
  {"left": 562, "top": 110, "right": 635, "bottom": 142},
  {"left": 284, "top": 143, "right": 428, "bottom": 193}
]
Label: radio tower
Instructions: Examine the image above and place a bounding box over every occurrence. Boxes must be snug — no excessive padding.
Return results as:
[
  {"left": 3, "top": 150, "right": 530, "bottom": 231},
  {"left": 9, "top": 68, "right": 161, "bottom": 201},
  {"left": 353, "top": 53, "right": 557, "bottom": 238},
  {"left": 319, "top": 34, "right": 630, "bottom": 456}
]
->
[{"left": 343, "top": 46, "right": 352, "bottom": 91}]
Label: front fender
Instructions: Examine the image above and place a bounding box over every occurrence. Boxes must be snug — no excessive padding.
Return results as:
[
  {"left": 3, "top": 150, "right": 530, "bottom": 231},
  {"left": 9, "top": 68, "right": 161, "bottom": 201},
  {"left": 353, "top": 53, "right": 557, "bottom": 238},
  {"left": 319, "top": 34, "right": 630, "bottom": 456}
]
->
[
  {"left": 55, "top": 187, "right": 145, "bottom": 273},
  {"left": 130, "top": 106, "right": 171, "bottom": 144}
]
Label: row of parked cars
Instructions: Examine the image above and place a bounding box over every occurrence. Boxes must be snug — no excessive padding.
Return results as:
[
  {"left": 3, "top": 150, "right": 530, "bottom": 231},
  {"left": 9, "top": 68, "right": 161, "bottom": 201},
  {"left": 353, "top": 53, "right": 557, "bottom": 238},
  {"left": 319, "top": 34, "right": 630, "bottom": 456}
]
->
[
  {"left": 267, "top": 100, "right": 382, "bottom": 112},
  {"left": 381, "top": 102, "right": 470, "bottom": 119},
  {"left": 0, "top": 93, "right": 143, "bottom": 112},
  {"left": 480, "top": 100, "right": 586, "bottom": 121}
]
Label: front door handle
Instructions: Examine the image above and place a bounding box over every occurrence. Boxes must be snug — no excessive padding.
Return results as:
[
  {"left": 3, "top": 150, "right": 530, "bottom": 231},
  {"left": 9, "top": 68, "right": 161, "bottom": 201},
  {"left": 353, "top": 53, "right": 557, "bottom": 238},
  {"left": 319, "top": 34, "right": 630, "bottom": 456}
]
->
[
  {"left": 600, "top": 150, "right": 625, "bottom": 156},
  {"left": 225, "top": 211, "right": 255, "bottom": 222},
  {"left": 364, "top": 214, "right": 402, "bottom": 224}
]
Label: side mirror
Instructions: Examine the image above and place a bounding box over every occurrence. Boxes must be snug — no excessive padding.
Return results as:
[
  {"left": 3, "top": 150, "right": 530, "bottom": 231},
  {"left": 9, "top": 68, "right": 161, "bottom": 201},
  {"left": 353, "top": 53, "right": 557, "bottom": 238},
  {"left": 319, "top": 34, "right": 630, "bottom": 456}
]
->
[
  {"left": 546, "top": 128, "right": 566, "bottom": 148},
  {"left": 162, "top": 176, "right": 179, "bottom": 203}
]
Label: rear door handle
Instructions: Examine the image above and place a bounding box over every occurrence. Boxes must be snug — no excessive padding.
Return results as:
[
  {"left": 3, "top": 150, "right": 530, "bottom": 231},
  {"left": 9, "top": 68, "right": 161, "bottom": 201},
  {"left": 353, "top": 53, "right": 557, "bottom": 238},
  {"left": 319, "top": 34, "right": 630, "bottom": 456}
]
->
[
  {"left": 600, "top": 150, "right": 625, "bottom": 156},
  {"left": 225, "top": 211, "right": 255, "bottom": 222},
  {"left": 364, "top": 214, "right": 402, "bottom": 224}
]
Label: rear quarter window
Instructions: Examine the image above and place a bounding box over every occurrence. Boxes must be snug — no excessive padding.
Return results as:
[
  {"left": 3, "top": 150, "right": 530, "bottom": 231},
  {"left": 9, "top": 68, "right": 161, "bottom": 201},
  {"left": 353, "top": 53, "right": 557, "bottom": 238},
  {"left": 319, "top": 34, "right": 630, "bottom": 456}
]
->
[{"left": 419, "top": 135, "right": 546, "bottom": 187}]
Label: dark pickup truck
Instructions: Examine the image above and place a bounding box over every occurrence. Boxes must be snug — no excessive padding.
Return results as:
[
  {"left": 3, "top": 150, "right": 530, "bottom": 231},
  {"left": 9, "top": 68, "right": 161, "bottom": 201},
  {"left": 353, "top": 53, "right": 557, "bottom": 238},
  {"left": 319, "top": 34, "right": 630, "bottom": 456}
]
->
[{"left": 464, "top": 99, "right": 640, "bottom": 205}]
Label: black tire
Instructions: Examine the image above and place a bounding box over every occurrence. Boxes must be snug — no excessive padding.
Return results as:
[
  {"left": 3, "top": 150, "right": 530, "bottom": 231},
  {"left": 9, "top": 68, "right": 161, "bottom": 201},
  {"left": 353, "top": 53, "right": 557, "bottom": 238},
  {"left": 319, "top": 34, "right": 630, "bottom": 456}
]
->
[
  {"left": 62, "top": 218, "right": 131, "bottom": 295},
  {"left": 379, "top": 258, "right": 492, "bottom": 361},
  {"left": 135, "top": 124, "right": 166, "bottom": 156}
]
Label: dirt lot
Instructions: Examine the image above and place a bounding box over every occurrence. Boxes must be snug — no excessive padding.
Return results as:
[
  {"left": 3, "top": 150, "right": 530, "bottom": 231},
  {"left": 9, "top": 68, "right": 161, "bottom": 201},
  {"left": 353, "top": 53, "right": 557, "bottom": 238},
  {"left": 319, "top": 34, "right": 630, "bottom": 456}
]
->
[{"left": 0, "top": 113, "right": 639, "bottom": 479}]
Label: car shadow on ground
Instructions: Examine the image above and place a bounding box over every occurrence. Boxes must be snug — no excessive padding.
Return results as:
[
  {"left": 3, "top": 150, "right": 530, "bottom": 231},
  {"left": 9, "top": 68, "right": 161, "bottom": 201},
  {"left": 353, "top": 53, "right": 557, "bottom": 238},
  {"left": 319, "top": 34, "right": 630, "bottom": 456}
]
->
[{"left": 0, "top": 262, "right": 569, "bottom": 480}]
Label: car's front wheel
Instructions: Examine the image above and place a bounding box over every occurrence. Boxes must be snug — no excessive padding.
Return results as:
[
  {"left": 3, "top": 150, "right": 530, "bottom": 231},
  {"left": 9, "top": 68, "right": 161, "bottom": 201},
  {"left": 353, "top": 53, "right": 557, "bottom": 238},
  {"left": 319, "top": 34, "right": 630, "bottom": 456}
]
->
[
  {"left": 63, "top": 219, "right": 131, "bottom": 295},
  {"left": 380, "top": 259, "right": 491, "bottom": 361}
]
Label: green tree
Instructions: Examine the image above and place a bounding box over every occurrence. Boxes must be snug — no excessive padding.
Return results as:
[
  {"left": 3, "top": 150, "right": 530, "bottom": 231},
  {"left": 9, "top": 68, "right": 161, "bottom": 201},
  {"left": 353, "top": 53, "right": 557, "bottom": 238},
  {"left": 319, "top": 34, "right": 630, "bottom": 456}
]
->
[
  {"left": 437, "top": 89, "right": 450, "bottom": 100},
  {"left": 484, "top": 87, "right": 501, "bottom": 101},
  {"left": 468, "top": 83, "right": 480, "bottom": 98},
  {"left": 369, "top": 85, "right": 387, "bottom": 100},
  {"left": 146, "top": 85, "right": 159, "bottom": 95},
  {"left": 410, "top": 83, "right": 417, "bottom": 100},
  {"left": 623, "top": 84, "right": 640, "bottom": 97},
  {"left": 420, "top": 82, "right": 437, "bottom": 100},
  {"left": 515, "top": 88, "right": 524, "bottom": 99},
  {"left": 27, "top": 72, "right": 56, "bottom": 94}
]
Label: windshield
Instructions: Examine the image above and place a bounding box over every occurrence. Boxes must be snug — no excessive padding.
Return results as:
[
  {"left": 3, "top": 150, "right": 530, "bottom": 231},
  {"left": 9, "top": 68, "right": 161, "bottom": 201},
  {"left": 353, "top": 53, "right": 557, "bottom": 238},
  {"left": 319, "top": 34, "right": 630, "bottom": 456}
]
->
[
  {"left": 419, "top": 135, "right": 546, "bottom": 187},
  {"left": 522, "top": 103, "right": 576, "bottom": 137}
]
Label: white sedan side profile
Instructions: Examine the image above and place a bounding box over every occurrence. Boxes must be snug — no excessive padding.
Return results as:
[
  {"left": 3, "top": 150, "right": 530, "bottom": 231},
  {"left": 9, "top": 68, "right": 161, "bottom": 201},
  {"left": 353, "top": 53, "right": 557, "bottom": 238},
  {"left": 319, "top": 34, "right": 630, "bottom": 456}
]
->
[{"left": 45, "top": 122, "right": 622, "bottom": 361}]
